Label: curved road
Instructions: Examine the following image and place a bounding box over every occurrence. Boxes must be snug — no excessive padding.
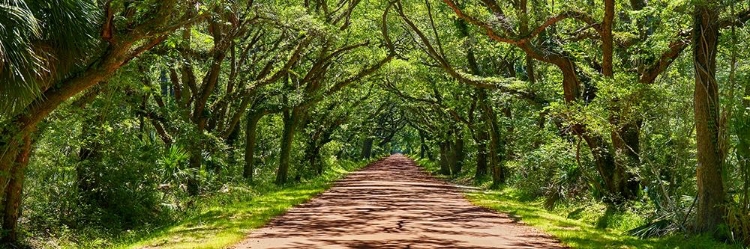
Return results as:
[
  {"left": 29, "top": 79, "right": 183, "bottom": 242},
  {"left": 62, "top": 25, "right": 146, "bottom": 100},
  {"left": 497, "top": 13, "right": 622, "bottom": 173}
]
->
[{"left": 233, "top": 154, "right": 566, "bottom": 249}]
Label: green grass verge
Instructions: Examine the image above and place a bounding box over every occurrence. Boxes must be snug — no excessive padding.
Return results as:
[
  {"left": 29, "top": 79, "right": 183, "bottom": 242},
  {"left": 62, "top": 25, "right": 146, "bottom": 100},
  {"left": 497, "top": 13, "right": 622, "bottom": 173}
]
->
[
  {"left": 410, "top": 156, "right": 743, "bottom": 249},
  {"left": 94, "top": 158, "right": 377, "bottom": 249}
]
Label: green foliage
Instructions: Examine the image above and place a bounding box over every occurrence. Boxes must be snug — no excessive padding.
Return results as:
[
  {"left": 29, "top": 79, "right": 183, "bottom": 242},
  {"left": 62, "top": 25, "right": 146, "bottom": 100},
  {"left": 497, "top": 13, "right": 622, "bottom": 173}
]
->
[
  {"left": 466, "top": 189, "right": 742, "bottom": 249},
  {"left": 114, "top": 158, "right": 372, "bottom": 249},
  {"left": 513, "top": 138, "right": 588, "bottom": 202},
  {"left": 5, "top": 0, "right": 750, "bottom": 247},
  {"left": 0, "top": 0, "right": 99, "bottom": 114}
]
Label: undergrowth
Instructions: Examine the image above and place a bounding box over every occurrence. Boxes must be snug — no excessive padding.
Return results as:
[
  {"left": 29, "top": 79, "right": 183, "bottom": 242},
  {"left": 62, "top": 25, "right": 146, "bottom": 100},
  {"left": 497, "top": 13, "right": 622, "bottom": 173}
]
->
[
  {"left": 44, "top": 157, "right": 379, "bottom": 249},
  {"left": 410, "top": 156, "right": 744, "bottom": 249}
]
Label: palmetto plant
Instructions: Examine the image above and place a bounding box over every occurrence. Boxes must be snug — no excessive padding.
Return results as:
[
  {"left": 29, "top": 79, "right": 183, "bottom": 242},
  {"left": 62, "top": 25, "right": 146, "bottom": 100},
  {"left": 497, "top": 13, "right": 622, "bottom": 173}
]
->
[
  {"left": 0, "top": 0, "right": 41, "bottom": 113},
  {"left": 0, "top": 0, "right": 98, "bottom": 115}
]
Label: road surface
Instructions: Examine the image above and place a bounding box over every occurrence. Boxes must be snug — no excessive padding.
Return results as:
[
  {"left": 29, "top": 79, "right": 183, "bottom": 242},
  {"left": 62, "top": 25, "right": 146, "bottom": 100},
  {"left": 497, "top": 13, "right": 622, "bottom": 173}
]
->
[{"left": 233, "top": 154, "right": 566, "bottom": 249}]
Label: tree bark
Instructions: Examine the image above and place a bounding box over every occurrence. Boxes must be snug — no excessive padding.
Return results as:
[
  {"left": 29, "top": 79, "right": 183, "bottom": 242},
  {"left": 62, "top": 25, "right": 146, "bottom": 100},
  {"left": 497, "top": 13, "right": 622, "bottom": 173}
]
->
[
  {"left": 304, "top": 133, "right": 322, "bottom": 175},
  {"left": 1, "top": 135, "right": 31, "bottom": 243},
  {"left": 276, "top": 108, "right": 300, "bottom": 185},
  {"left": 580, "top": 131, "right": 618, "bottom": 198},
  {"left": 692, "top": 0, "right": 726, "bottom": 233},
  {"left": 243, "top": 113, "right": 263, "bottom": 181}
]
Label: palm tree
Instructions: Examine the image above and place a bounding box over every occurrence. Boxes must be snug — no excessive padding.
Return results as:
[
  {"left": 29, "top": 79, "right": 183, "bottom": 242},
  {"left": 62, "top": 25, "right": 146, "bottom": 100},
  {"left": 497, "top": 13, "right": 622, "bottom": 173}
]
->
[
  {"left": 0, "top": 0, "right": 99, "bottom": 116},
  {"left": 0, "top": 0, "right": 42, "bottom": 114},
  {"left": 0, "top": 0, "right": 195, "bottom": 244}
]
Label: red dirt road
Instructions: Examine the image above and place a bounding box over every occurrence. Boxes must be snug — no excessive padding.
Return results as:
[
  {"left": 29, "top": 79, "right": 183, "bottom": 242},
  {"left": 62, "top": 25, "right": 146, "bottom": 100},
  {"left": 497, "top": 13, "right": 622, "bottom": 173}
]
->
[{"left": 233, "top": 154, "right": 566, "bottom": 249}]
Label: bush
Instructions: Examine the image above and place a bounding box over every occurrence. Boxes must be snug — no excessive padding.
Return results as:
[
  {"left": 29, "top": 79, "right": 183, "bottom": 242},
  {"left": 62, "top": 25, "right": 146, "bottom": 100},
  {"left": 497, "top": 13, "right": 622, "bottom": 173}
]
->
[{"left": 513, "top": 138, "right": 590, "bottom": 207}]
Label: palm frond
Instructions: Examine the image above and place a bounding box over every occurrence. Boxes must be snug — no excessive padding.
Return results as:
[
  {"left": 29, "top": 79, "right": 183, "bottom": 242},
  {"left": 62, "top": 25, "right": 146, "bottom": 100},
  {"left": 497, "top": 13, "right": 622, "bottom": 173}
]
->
[
  {"left": 27, "top": 0, "right": 100, "bottom": 68},
  {"left": 0, "top": 0, "right": 102, "bottom": 116},
  {"left": 0, "top": 0, "right": 42, "bottom": 114}
]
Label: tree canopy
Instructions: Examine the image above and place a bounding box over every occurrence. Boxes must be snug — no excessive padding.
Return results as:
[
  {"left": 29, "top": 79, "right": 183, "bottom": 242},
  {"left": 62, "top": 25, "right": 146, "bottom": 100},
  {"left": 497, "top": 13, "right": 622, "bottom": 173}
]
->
[{"left": 1, "top": 0, "right": 749, "bottom": 247}]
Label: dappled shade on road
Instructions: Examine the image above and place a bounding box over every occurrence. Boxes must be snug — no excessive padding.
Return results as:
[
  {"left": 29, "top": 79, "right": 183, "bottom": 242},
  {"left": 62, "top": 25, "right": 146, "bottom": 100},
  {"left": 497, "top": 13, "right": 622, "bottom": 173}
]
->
[{"left": 233, "top": 154, "right": 566, "bottom": 249}]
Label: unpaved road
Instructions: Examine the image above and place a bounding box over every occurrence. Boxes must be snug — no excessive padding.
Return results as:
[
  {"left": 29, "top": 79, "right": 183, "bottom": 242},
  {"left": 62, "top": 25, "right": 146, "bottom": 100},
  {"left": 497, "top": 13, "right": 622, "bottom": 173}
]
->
[{"left": 233, "top": 154, "right": 566, "bottom": 249}]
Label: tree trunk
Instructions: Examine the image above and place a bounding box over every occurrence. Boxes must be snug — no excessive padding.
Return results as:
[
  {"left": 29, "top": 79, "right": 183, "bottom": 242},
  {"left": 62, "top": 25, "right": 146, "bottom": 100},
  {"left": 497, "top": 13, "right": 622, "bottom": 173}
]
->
[
  {"left": 361, "top": 137, "right": 374, "bottom": 159},
  {"left": 601, "top": 0, "right": 615, "bottom": 78},
  {"left": 311, "top": 146, "right": 322, "bottom": 175},
  {"left": 0, "top": 6, "right": 187, "bottom": 242},
  {"left": 305, "top": 137, "right": 316, "bottom": 173},
  {"left": 243, "top": 113, "right": 263, "bottom": 181},
  {"left": 739, "top": 79, "right": 750, "bottom": 216},
  {"left": 502, "top": 106, "right": 515, "bottom": 160},
  {"left": 276, "top": 108, "right": 299, "bottom": 185},
  {"left": 419, "top": 131, "right": 428, "bottom": 159},
  {"left": 581, "top": 132, "right": 619, "bottom": 200},
  {"left": 187, "top": 104, "right": 209, "bottom": 196},
  {"left": 187, "top": 144, "right": 201, "bottom": 196},
  {"left": 480, "top": 92, "right": 505, "bottom": 185},
  {"left": 488, "top": 119, "right": 504, "bottom": 185},
  {"left": 610, "top": 119, "right": 642, "bottom": 199},
  {"left": 304, "top": 135, "right": 324, "bottom": 175},
  {"left": 692, "top": 0, "right": 725, "bottom": 233},
  {"left": 602, "top": 0, "right": 640, "bottom": 201},
  {"left": 452, "top": 130, "right": 465, "bottom": 175},
  {"left": 0, "top": 138, "right": 20, "bottom": 214},
  {"left": 489, "top": 129, "right": 505, "bottom": 187},
  {"left": 0, "top": 48, "right": 140, "bottom": 244},
  {"left": 225, "top": 124, "right": 240, "bottom": 167},
  {"left": 1, "top": 135, "right": 31, "bottom": 244},
  {"left": 476, "top": 129, "right": 489, "bottom": 179},
  {"left": 554, "top": 56, "right": 624, "bottom": 203},
  {"left": 439, "top": 141, "right": 452, "bottom": 175}
]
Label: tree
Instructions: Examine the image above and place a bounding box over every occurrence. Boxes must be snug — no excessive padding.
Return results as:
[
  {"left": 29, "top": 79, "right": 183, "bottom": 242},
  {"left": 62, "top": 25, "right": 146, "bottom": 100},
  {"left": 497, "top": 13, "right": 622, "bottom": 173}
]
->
[
  {"left": 0, "top": 1, "right": 198, "bottom": 243},
  {"left": 269, "top": 0, "right": 395, "bottom": 184},
  {"left": 692, "top": 0, "right": 725, "bottom": 234},
  {"left": 437, "top": 0, "right": 693, "bottom": 202}
]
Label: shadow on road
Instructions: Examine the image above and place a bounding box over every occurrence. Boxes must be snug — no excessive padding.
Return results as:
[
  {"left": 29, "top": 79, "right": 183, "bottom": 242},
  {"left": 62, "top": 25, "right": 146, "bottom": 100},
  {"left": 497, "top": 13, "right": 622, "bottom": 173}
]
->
[{"left": 233, "top": 155, "right": 566, "bottom": 249}]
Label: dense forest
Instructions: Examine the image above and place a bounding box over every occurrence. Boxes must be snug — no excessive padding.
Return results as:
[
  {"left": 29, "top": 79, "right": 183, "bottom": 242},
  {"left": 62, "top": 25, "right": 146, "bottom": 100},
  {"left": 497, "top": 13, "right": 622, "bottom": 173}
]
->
[{"left": 1, "top": 0, "right": 749, "bottom": 248}]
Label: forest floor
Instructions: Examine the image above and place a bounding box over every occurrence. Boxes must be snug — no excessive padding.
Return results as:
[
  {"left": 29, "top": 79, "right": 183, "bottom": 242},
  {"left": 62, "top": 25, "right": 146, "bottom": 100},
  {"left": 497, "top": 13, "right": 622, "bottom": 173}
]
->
[{"left": 232, "top": 154, "right": 565, "bottom": 249}]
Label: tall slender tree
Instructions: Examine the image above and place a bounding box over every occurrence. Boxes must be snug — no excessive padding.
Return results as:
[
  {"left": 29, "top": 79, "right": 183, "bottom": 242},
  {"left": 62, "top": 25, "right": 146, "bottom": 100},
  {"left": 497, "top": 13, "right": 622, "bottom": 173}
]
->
[{"left": 692, "top": 0, "right": 726, "bottom": 234}]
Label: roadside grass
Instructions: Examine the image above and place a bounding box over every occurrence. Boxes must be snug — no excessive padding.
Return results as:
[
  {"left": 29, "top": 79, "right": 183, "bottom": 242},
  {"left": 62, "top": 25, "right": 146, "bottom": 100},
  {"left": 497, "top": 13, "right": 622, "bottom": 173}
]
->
[
  {"left": 85, "top": 158, "right": 379, "bottom": 249},
  {"left": 411, "top": 157, "right": 743, "bottom": 249}
]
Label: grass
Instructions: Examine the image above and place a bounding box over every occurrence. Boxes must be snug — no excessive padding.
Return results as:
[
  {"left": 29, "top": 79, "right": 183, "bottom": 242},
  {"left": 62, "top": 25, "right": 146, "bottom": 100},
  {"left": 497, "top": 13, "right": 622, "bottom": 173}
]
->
[
  {"left": 83, "top": 158, "right": 378, "bottom": 249},
  {"left": 410, "top": 157, "right": 744, "bottom": 249}
]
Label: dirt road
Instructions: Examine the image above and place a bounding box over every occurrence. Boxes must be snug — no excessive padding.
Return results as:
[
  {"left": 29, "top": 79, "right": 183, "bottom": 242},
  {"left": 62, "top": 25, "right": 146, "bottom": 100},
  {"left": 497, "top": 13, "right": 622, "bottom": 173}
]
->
[{"left": 233, "top": 154, "right": 566, "bottom": 249}]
